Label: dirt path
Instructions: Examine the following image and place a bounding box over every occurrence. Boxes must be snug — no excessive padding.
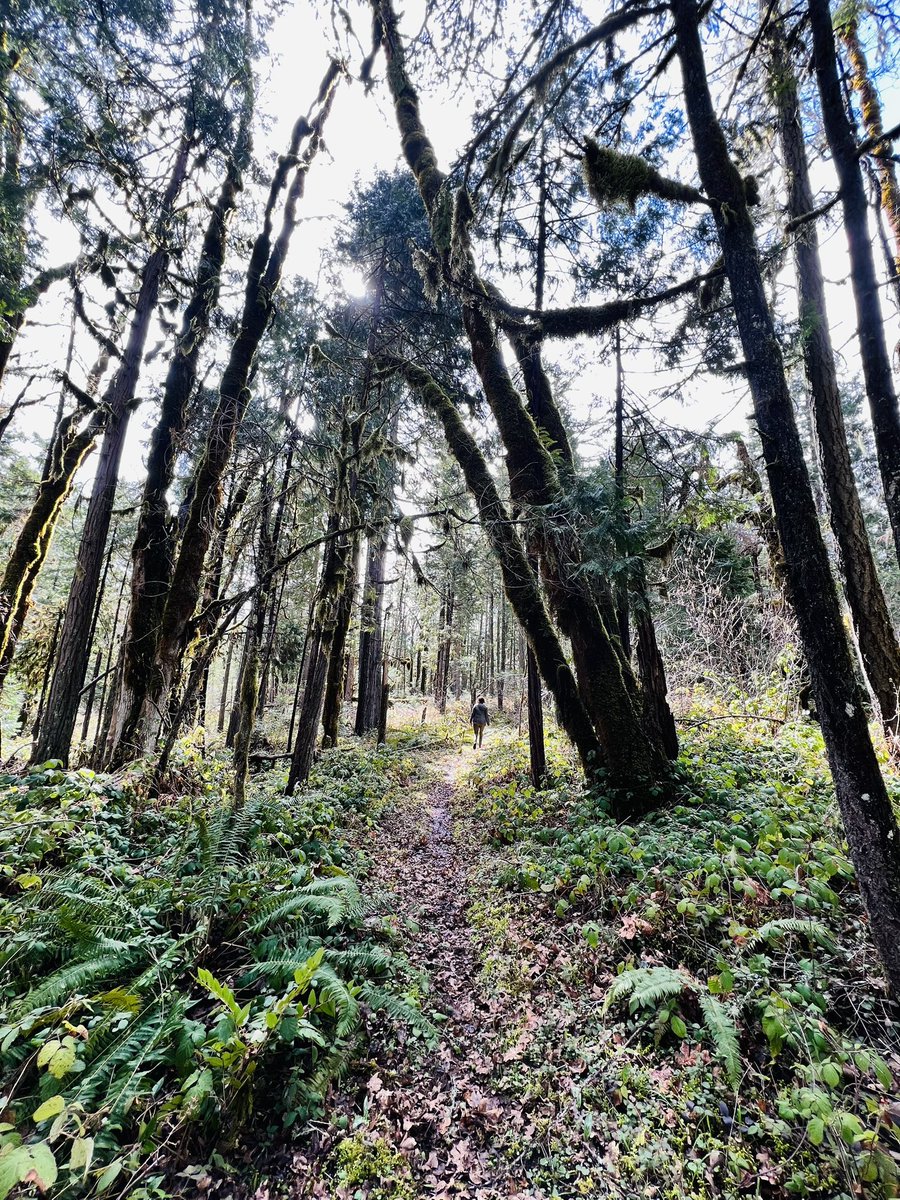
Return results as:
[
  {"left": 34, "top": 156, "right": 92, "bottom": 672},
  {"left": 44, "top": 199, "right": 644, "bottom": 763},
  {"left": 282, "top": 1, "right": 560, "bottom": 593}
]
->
[{"left": 294, "top": 739, "right": 542, "bottom": 1199}]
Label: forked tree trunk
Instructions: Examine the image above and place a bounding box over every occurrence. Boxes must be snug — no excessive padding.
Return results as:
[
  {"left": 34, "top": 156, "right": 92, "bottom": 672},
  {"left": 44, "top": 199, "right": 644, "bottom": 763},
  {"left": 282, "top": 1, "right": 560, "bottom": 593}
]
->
[
  {"left": 807, "top": 0, "right": 900, "bottom": 570},
  {"left": 374, "top": 0, "right": 663, "bottom": 789},
  {"left": 673, "top": 0, "right": 900, "bottom": 996},
  {"left": 381, "top": 356, "right": 603, "bottom": 776},
  {"left": 286, "top": 505, "right": 357, "bottom": 792},
  {"left": 635, "top": 589, "right": 679, "bottom": 761},
  {"left": 771, "top": 13, "right": 900, "bottom": 744}
]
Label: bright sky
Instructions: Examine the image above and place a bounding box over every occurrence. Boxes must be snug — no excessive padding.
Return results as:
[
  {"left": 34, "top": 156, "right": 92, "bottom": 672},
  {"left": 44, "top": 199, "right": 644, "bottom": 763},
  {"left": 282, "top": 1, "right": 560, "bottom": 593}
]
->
[{"left": 5, "top": 0, "right": 900, "bottom": 483}]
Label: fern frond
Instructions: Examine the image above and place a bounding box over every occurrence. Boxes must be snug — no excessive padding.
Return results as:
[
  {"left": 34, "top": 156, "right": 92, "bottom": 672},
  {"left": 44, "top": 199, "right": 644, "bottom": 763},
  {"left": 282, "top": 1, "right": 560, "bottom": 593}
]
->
[
  {"left": 358, "top": 983, "right": 437, "bottom": 1045},
  {"left": 749, "top": 919, "right": 836, "bottom": 952},
  {"left": 12, "top": 950, "right": 136, "bottom": 1017},
  {"left": 603, "top": 967, "right": 686, "bottom": 1014},
  {"left": 310, "top": 964, "right": 359, "bottom": 1038},
  {"left": 698, "top": 992, "right": 741, "bottom": 1086},
  {"left": 247, "top": 891, "right": 345, "bottom": 933}
]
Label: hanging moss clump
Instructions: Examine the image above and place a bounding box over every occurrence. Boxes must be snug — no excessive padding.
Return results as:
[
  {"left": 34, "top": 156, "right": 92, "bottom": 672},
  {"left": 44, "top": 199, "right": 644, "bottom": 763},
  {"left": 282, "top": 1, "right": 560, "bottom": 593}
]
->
[
  {"left": 411, "top": 246, "right": 441, "bottom": 304},
  {"left": 583, "top": 137, "right": 705, "bottom": 210},
  {"left": 450, "top": 185, "right": 475, "bottom": 273}
]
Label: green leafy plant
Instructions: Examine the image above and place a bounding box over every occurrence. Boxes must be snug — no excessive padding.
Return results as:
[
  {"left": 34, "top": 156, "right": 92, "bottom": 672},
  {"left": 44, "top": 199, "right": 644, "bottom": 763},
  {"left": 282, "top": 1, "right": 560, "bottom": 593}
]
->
[{"left": 604, "top": 965, "right": 741, "bottom": 1084}]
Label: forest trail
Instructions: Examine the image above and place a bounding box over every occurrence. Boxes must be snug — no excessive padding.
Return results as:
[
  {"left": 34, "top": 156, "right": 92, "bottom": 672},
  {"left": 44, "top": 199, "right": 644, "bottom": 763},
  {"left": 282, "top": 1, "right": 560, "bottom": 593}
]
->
[{"left": 291, "top": 726, "right": 544, "bottom": 1199}]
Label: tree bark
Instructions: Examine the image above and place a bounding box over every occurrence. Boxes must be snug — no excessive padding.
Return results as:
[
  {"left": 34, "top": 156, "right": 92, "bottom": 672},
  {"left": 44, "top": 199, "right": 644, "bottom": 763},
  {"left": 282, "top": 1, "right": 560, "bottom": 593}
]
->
[
  {"left": 321, "top": 534, "right": 360, "bottom": 747},
  {"left": 635, "top": 589, "right": 679, "bottom": 761},
  {"left": 613, "top": 326, "right": 631, "bottom": 659},
  {"left": 0, "top": 398, "right": 105, "bottom": 701},
  {"left": 381, "top": 355, "right": 603, "bottom": 775},
  {"left": 233, "top": 483, "right": 274, "bottom": 810},
  {"left": 771, "top": 13, "right": 900, "bottom": 744},
  {"left": 807, "top": 0, "right": 900, "bottom": 570},
  {"left": 286, "top": 502, "right": 357, "bottom": 791},
  {"left": 673, "top": 0, "right": 900, "bottom": 996}
]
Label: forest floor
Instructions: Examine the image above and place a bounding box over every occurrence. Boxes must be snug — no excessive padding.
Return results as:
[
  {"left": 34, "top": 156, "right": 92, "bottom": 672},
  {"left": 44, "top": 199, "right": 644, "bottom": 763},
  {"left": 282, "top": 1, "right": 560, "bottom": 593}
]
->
[
  {"left": 214, "top": 704, "right": 900, "bottom": 1200},
  {"left": 227, "top": 715, "right": 595, "bottom": 1200}
]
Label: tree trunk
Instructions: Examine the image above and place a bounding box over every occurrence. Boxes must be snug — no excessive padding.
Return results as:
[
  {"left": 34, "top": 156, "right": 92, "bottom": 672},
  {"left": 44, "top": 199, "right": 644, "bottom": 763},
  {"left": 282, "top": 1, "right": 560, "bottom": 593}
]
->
[
  {"left": 148, "top": 65, "right": 342, "bottom": 753},
  {"left": 233, "top": 484, "right": 274, "bottom": 810},
  {"left": 614, "top": 325, "right": 631, "bottom": 659},
  {"left": 0, "top": 400, "right": 105, "bottom": 701},
  {"left": 771, "top": 13, "right": 900, "bottom": 744},
  {"left": 526, "top": 646, "right": 545, "bottom": 788},
  {"left": 227, "top": 623, "right": 254, "bottom": 748},
  {"left": 286, "top": 501, "right": 357, "bottom": 791},
  {"left": 31, "top": 136, "right": 192, "bottom": 765},
  {"left": 321, "top": 534, "right": 360, "bottom": 747},
  {"left": 838, "top": 13, "right": 900, "bottom": 305},
  {"left": 376, "top": 657, "right": 389, "bottom": 746},
  {"left": 218, "top": 637, "right": 235, "bottom": 735},
  {"left": 635, "top": 588, "right": 679, "bottom": 761},
  {"left": 673, "top": 0, "right": 900, "bottom": 996},
  {"left": 31, "top": 608, "right": 63, "bottom": 753},
  {"left": 355, "top": 532, "right": 388, "bottom": 733},
  {"left": 287, "top": 633, "right": 327, "bottom": 793},
  {"left": 109, "top": 93, "right": 253, "bottom": 765},
  {"left": 382, "top": 356, "right": 603, "bottom": 775},
  {"left": 375, "top": 0, "right": 665, "bottom": 790},
  {"left": 437, "top": 575, "right": 454, "bottom": 715},
  {"left": 807, "top": 0, "right": 900, "bottom": 569},
  {"left": 78, "top": 533, "right": 116, "bottom": 746}
]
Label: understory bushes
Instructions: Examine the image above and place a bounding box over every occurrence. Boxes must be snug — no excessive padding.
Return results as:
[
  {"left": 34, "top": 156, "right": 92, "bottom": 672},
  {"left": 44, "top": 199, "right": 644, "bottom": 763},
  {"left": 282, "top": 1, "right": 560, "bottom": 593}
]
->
[
  {"left": 0, "top": 741, "right": 427, "bottom": 1198},
  {"left": 465, "top": 706, "right": 900, "bottom": 1198}
]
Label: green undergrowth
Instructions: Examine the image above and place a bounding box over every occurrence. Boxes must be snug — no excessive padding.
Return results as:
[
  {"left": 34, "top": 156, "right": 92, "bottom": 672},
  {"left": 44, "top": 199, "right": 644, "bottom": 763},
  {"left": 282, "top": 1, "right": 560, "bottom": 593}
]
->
[
  {"left": 0, "top": 738, "right": 428, "bottom": 1198},
  {"left": 463, "top": 715, "right": 900, "bottom": 1199}
]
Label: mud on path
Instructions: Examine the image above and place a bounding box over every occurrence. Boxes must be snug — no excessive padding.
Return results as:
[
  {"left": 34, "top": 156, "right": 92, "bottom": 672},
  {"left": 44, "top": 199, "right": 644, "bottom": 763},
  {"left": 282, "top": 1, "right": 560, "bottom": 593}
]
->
[{"left": 290, "top": 740, "right": 542, "bottom": 1199}]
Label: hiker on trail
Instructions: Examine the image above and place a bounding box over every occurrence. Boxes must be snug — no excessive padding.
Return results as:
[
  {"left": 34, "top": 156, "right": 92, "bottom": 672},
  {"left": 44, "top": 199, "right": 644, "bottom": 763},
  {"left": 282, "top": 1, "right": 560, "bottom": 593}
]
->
[{"left": 471, "top": 696, "right": 490, "bottom": 749}]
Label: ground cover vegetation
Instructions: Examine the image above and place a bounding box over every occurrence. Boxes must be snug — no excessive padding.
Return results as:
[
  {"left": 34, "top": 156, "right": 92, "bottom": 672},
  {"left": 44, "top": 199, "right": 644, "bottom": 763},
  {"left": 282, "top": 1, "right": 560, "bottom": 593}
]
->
[
  {"left": 463, "top": 716, "right": 900, "bottom": 1198},
  {"left": 1, "top": 0, "right": 900, "bottom": 1194}
]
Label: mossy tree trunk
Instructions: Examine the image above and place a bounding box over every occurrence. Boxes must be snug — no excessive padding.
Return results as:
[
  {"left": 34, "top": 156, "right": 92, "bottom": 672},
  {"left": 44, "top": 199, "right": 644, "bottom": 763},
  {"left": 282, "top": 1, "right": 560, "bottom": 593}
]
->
[
  {"left": 771, "top": 12, "right": 900, "bottom": 746},
  {"left": 526, "top": 646, "right": 546, "bottom": 787},
  {"left": 107, "top": 88, "right": 253, "bottom": 767},
  {"left": 380, "top": 355, "right": 603, "bottom": 777},
  {"left": 286, "top": 511, "right": 356, "bottom": 792},
  {"left": 807, "top": 0, "right": 900, "bottom": 571},
  {"left": 673, "top": 0, "right": 900, "bottom": 997},
  {"left": 355, "top": 531, "right": 389, "bottom": 734},
  {"left": 146, "top": 64, "right": 342, "bottom": 754},
  {"left": 32, "top": 135, "right": 193, "bottom": 766},
  {"left": 0, "top": 392, "right": 106, "bottom": 703},
  {"left": 233, "top": 482, "right": 274, "bottom": 810},
  {"left": 374, "top": 0, "right": 666, "bottom": 791},
  {"left": 838, "top": 12, "right": 900, "bottom": 305}
]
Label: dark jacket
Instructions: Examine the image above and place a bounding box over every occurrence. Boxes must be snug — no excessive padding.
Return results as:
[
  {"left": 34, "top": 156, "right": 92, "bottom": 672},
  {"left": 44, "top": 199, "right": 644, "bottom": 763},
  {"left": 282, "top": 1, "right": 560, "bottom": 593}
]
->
[{"left": 471, "top": 703, "right": 490, "bottom": 727}]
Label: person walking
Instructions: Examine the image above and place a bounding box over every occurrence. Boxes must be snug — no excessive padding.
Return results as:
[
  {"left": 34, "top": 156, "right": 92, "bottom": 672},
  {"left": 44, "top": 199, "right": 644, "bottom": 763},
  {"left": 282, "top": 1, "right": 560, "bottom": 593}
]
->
[{"left": 471, "top": 696, "right": 490, "bottom": 749}]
